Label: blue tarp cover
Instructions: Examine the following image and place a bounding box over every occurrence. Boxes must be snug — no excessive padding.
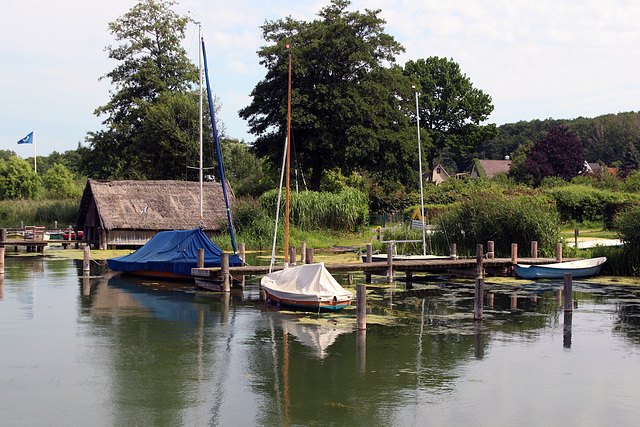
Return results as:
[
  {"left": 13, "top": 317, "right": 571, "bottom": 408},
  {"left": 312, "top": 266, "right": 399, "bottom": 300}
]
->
[{"left": 108, "top": 228, "right": 242, "bottom": 277}]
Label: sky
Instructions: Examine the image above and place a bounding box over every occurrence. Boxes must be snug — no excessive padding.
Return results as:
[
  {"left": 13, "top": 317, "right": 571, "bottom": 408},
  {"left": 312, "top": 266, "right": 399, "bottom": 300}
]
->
[{"left": 2, "top": 0, "right": 639, "bottom": 157}]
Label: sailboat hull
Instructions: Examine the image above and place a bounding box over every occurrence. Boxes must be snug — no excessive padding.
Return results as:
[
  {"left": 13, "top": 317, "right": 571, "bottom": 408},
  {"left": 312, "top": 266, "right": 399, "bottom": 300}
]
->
[{"left": 264, "top": 289, "right": 352, "bottom": 311}]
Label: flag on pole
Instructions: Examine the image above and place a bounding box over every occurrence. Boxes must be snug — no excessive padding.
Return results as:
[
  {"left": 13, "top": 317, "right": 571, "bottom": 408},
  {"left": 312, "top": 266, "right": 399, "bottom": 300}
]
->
[{"left": 17, "top": 132, "right": 34, "bottom": 144}]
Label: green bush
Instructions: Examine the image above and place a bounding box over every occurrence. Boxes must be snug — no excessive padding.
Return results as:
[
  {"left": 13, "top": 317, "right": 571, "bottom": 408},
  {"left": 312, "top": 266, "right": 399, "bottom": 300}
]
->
[{"left": 434, "top": 192, "right": 560, "bottom": 257}]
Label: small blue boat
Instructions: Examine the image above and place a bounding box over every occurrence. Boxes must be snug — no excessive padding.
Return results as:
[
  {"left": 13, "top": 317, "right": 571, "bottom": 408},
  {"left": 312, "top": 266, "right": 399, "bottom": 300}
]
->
[{"left": 514, "top": 257, "right": 607, "bottom": 279}]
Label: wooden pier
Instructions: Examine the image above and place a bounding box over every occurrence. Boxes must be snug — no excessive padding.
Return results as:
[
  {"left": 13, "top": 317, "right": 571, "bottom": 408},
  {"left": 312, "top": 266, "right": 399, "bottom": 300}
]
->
[{"left": 191, "top": 256, "right": 570, "bottom": 287}]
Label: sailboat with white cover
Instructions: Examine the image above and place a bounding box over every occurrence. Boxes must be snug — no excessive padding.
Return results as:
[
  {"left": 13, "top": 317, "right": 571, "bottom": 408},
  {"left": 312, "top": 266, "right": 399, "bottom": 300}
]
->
[{"left": 260, "top": 44, "right": 352, "bottom": 311}]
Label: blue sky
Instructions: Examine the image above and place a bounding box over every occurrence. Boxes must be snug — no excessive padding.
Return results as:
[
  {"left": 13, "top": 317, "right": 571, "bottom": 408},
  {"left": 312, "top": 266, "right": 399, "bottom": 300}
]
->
[{"left": 2, "top": 0, "right": 639, "bottom": 157}]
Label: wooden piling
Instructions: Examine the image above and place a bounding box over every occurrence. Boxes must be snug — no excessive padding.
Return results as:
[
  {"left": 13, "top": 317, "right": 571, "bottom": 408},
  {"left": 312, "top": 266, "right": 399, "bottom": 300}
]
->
[
  {"left": 83, "top": 245, "right": 90, "bottom": 274},
  {"left": 476, "top": 244, "right": 484, "bottom": 278},
  {"left": 450, "top": 243, "right": 457, "bottom": 260},
  {"left": 238, "top": 242, "right": 246, "bottom": 288},
  {"left": 221, "top": 252, "right": 230, "bottom": 292},
  {"left": 564, "top": 273, "right": 573, "bottom": 312},
  {"left": 289, "top": 246, "right": 297, "bottom": 266},
  {"left": 305, "top": 248, "right": 314, "bottom": 264},
  {"left": 0, "top": 229, "right": 5, "bottom": 275},
  {"left": 386, "top": 244, "right": 393, "bottom": 283},
  {"left": 300, "top": 241, "right": 306, "bottom": 264},
  {"left": 474, "top": 244, "right": 484, "bottom": 321},
  {"left": 531, "top": 241, "right": 538, "bottom": 259},
  {"left": 487, "top": 241, "right": 494, "bottom": 259},
  {"left": 357, "top": 283, "right": 366, "bottom": 330},
  {"left": 197, "top": 248, "right": 205, "bottom": 268},
  {"left": 574, "top": 228, "right": 579, "bottom": 248},
  {"left": 365, "top": 243, "right": 372, "bottom": 283},
  {"left": 556, "top": 243, "right": 563, "bottom": 262},
  {"left": 511, "top": 243, "right": 518, "bottom": 264}
]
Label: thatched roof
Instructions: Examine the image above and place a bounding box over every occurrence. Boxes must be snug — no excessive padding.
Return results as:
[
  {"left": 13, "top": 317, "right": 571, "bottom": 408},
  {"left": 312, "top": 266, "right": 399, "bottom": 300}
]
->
[
  {"left": 474, "top": 159, "right": 512, "bottom": 178},
  {"left": 78, "top": 179, "right": 234, "bottom": 231}
]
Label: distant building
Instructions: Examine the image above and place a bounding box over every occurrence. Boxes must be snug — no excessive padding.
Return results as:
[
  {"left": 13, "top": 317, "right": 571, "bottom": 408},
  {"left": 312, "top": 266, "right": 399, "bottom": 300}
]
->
[
  {"left": 583, "top": 161, "right": 602, "bottom": 173},
  {"left": 425, "top": 164, "right": 450, "bottom": 185},
  {"left": 470, "top": 159, "right": 512, "bottom": 179},
  {"left": 76, "top": 179, "right": 234, "bottom": 249}
]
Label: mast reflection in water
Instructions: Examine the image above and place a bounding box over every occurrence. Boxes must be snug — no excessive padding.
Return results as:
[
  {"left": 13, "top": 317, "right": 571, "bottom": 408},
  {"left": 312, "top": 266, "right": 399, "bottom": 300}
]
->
[{"left": 1, "top": 257, "right": 640, "bottom": 426}]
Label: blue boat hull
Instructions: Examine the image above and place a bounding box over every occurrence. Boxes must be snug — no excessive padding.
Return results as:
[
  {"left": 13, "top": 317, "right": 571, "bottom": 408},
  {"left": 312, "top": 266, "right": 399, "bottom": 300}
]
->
[{"left": 514, "top": 257, "right": 607, "bottom": 279}]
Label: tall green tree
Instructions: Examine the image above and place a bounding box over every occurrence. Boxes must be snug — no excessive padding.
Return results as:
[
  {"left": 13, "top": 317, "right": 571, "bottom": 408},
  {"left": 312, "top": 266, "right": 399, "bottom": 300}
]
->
[
  {"left": 239, "top": 0, "right": 415, "bottom": 190},
  {"left": 403, "top": 57, "right": 498, "bottom": 170},
  {"left": 81, "top": 0, "right": 200, "bottom": 179},
  {"left": 42, "top": 164, "right": 78, "bottom": 198},
  {"left": 0, "top": 157, "right": 40, "bottom": 199}
]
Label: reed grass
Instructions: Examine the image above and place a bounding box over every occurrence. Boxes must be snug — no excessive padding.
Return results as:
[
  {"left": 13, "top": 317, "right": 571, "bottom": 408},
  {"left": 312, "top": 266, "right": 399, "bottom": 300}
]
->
[{"left": 0, "top": 198, "right": 80, "bottom": 228}]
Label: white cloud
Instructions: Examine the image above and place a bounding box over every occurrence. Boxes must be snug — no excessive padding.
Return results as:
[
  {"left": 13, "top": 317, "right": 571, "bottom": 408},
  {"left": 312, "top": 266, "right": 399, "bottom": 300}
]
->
[{"left": 2, "top": 0, "right": 640, "bottom": 155}]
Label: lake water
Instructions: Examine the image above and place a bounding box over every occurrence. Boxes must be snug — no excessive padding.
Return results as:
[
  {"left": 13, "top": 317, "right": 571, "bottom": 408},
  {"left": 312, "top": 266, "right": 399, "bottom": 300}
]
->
[{"left": 2, "top": 254, "right": 640, "bottom": 426}]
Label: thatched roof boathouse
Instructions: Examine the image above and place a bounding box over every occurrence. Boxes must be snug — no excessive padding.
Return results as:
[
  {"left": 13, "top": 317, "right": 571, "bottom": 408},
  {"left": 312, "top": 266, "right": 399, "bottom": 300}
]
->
[{"left": 77, "top": 179, "right": 235, "bottom": 249}]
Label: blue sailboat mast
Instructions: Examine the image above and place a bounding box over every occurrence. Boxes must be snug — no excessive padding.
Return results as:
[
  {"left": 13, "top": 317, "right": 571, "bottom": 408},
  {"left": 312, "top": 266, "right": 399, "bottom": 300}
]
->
[{"left": 201, "top": 37, "right": 238, "bottom": 254}]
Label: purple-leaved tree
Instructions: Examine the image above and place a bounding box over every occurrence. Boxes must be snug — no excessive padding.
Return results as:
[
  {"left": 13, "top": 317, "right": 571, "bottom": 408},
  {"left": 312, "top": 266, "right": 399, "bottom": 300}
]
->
[{"left": 525, "top": 125, "right": 584, "bottom": 184}]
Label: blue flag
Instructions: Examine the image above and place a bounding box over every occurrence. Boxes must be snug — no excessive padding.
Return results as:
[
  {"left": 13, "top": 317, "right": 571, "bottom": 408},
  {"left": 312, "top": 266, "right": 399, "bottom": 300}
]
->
[{"left": 17, "top": 132, "right": 33, "bottom": 144}]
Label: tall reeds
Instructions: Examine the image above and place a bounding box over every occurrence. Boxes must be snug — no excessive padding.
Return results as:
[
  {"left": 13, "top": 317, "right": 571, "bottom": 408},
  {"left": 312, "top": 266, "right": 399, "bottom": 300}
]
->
[{"left": 0, "top": 198, "right": 80, "bottom": 228}]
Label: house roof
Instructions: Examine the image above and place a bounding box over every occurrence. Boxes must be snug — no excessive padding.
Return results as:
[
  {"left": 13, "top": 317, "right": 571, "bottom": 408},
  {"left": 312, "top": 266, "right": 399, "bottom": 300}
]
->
[
  {"left": 77, "top": 179, "right": 234, "bottom": 231},
  {"left": 476, "top": 159, "right": 512, "bottom": 178}
]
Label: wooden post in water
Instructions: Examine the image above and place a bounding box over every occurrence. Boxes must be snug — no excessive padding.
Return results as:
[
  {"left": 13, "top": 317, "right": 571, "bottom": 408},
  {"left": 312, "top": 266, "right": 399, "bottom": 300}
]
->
[
  {"left": 197, "top": 248, "right": 205, "bottom": 268},
  {"left": 564, "top": 273, "right": 573, "bottom": 312},
  {"left": 531, "top": 241, "right": 538, "bottom": 259},
  {"left": 83, "top": 245, "right": 90, "bottom": 274},
  {"left": 365, "top": 243, "right": 372, "bottom": 284},
  {"left": 300, "top": 241, "right": 306, "bottom": 264},
  {"left": 450, "top": 243, "right": 457, "bottom": 260},
  {"left": 1, "top": 229, "right": 5, "bottom": 275},
  {"left": 474, "top": 244, "right": 484, "bottom": 321},
  {"left": 357, "top": 283, "right": 367, "bottom": 330},
  {"left": 289, "top": 246, "right": 296, "bottom": 266},
  {"left": 574, "top": 228, "right": 579, "bottom": 248},
  {"left": 238, "top": 242, "right": 246, "bottom": 288},
  {"left": 511, "top": 243, "right": 518, "bottom": 264},
  {"left": 556, "top": 243, "right": 563, "bottom": 262},
  {"left": 221, "top": 252, "right": 230, "bottom": 292},
  {"left": 487, "top": 241, "right": 494, "bottom": 259},
  {"left": 386, "top": 243, "right": 394, "bottom": 283},
  {"left": 305, "top": 248, "right": 314, "bottom": 264}
]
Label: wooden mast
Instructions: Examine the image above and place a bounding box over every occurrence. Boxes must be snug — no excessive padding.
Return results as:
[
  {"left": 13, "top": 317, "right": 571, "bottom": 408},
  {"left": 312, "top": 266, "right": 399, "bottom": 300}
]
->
[{"left": 285, "top": 45, "right": 292, "bottom": 266}]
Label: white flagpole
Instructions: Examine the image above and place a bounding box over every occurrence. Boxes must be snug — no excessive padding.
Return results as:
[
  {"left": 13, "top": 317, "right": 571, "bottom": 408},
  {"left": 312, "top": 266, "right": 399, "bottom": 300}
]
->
[{"left": 33, "top": 131, "right": 37, "bottom": 174}]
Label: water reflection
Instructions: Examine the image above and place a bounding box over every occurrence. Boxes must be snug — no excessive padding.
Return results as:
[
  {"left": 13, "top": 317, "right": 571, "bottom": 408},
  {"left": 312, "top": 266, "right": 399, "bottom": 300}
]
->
[{"left": 2, "top": 258, "right": 640, "bottom": 426}]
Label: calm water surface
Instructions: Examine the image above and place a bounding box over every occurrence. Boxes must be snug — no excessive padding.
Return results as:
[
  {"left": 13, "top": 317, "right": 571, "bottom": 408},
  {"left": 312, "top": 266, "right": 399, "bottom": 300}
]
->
[{"left": 2, "top": 255, "right": 640, "bottom": 426}]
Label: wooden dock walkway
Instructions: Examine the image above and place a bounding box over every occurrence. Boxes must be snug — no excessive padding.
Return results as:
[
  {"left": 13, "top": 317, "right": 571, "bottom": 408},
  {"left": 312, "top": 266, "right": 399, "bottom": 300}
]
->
[{"left": 191, "top": 257, "right": 566, "bottom": 281}]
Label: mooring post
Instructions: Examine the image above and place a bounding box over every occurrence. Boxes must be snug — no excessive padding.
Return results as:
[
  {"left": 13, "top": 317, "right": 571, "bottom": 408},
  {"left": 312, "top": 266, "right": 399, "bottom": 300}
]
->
[
  {"left": 197, "top": 248, "right": 204, "bottom": 268},
  {"left": 564, "top": 273, "right": 573, "bottom": 312},
  {"left": 474, "top": 244, "right": 484, "bottom": 321},
  {"left": 300, "top": 241, "right": 306, "bottom": 264},
  {"left": 511, "top": 243, "right": 518, "bottom": 264},
  {"left": 238, "top": 242, "right": 246, "bottom": 288},
  {"left": 54, "top": 220, "right": 58, "bottom": 230},
  {"left": 357, "top": 283, "right": 366, "bottom": 330},
  {"left": 531, "top": 241, "right": 538, "bottom": 259},
  {"left": 83, "top": 245, "right": 90, "bottom": 274},
  {"left": 450, "top": 243, "right": 457, "bottom": 260},
  {"left": 364, "top": 243, "right": 373, "bottom": 283},
  {"left": 556, "top": 243, "right": 563, "bottom": 262},
  {"left": 221, "top": 252, "right": 230, "bottom": 292},
  {"left": 487, "top": 241, "right": 495, "bottom": 259},
  {"left": 386, "top": 243, "right": 394, "bottom": 283},
  {"left": 305, "top": 248, "right": 314, "bottom": 264},
  {"left": 574, "top": 228, "right": 579, "bottom": 248},
  {"left": 289, "top": 246, "right": 296, "bottom": 266}
]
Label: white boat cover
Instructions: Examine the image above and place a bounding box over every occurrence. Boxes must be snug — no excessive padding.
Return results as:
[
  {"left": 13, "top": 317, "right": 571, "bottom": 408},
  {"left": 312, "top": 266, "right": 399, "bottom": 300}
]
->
[{"left": 261, "top": 263, "right": 353, "bottom": 303}]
